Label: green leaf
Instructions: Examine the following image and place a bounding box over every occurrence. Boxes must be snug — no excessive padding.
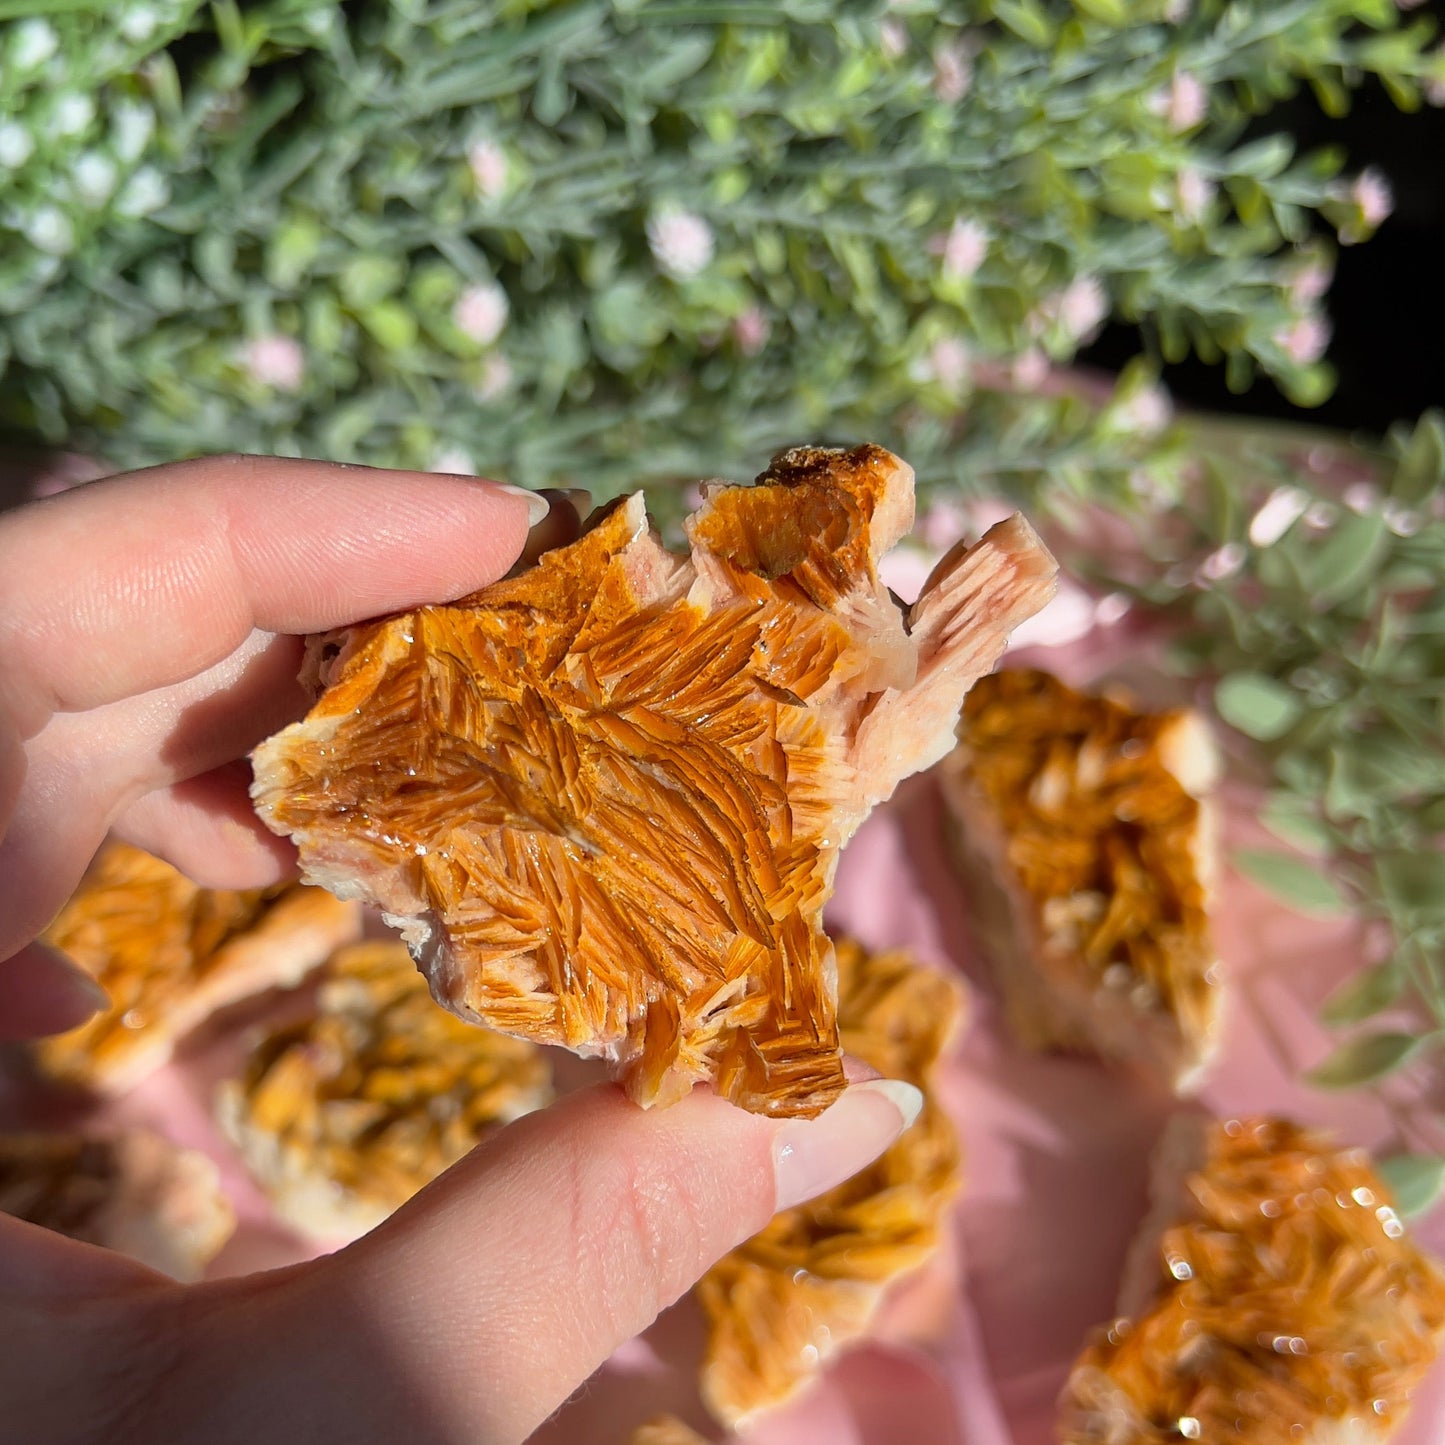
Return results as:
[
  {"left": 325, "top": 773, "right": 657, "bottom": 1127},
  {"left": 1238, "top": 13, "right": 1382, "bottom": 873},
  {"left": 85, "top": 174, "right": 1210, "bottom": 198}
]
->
[
  {"left": 1307, "top": 509, "right": 1391, "bottom": 606},
  {"left": 341, "top": 256, "right": 406, "bottom": 311},
  {"left": 1320, "top": 958, "right": 1404, "bottom": 1025},
  {"left": 1233, "top": 849, "right": 1349, "bottom": 916},
  {"left": 1377, "top": 852, "right": 1445, "bottom": 924},
  {"left": 358, "top": 301, "right": 417, "bottom": 351},
  {"left": 1306, "top": 1031, "right": 1426, "bottom": 1089},
  {"left": 1377, "top": 1153, "right": 1445, "bottom": 1219},
  {"left": 1201, "top": 461, "right": 1240, "bottom": 544},
  {"left": 1072, "top": 0, "right": 1129, "bottom": 26},
  {"left": 1227, "top": 136, "right": 1294, "bottom": 180},
  {"left": 1391, "top": 411, "right": 1445, "bottom": 507},
  {"left": 1348, "top": 0, "right": 1398, "bottom": 25},
  {"left": 1260, "top": 793, "right": 1335, "bottom": 855},
  {"left": 265, "top": 215, "right": 324, "bottom": 291},
  {"left": 1214, "top": 673, "right": 1303, "bottom": 741},
  {"left": 991, "top": 0, "right": 1055, "bottom": 47}
]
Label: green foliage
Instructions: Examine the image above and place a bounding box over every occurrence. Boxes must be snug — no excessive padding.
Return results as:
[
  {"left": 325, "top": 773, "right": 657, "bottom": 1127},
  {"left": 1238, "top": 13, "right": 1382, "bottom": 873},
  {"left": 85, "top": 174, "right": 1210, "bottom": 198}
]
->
[
  {"left": 1214, "top": 671, "right": 1303, "bottom": 740},
  {"left": 1319, "top": 957, "right": 1404, "bottom": 1026},
  {"left": 1306, "top": 1030, "right": 1427, "bottom": 1089},
  {"left": 1232, "top": 846, "right": 1349, "bottom": 916},
  {"left": 1, "top": 0, "right": 1442, "bottom": 484},
  {"left": 1063, "top": 410, "right": 1445, "bottom": 1115},
  {"left": 1378, "top": 1153, "right": 1445, "bottom": 1219}
]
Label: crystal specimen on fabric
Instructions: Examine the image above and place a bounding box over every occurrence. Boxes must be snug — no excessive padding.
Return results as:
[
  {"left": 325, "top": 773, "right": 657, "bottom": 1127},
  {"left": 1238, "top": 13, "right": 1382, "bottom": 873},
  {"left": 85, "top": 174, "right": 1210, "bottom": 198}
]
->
[
  {"left": 37, "top": 841, "right": 361, "bottom": 1093},
  {"left": 219, "top": 940, "right": 552, "bottom": 1241},
  {"left": 1059, "top": 1115, "right": 1445, "bottom": 1445},
  {"left": 252, "top": 444, "right": 1055, "bottom": 1118},
  {"left": 940, "top": 667, "right": 1221, "bottom": 1091},
  {"left": 0, "top": 1129, "right": 235, "bottom": 1281},
  {"left": 693, "top": 937, "right": 964, "bottom": 1426}
]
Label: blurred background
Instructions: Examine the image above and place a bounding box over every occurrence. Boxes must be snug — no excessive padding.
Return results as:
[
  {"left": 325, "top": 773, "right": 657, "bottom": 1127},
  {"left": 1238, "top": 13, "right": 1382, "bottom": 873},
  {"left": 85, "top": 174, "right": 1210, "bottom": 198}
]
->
[{"left": 3, "top": 0, "right": 1444, "bottom": 518}]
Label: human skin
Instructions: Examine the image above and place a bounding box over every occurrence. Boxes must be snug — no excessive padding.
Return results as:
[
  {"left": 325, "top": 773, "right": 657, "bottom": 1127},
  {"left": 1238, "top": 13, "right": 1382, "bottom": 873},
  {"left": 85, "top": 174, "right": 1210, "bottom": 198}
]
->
[{"left": 0, "top": 457, "right": 913, "bottom": 1445}]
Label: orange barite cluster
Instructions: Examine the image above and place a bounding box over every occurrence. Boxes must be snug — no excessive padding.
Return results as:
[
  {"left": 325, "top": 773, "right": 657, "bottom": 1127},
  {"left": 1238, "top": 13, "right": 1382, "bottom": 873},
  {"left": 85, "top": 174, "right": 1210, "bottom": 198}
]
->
[
  {"left": 0, "top": 1129, "right": 235, "bottom": 1281},
  {"left": 1060, "top": 1117, "right": 1445, "bottom": 1444},
  {"left": 253, "top": 445, "right": 1055, "bottom": 1118},
  {"left": 695, "top": 937, "right": 964, "bottom": 1426},
  {"left": 943, "top": 667, "right": 1221, "bottom": 1090},
  {"left": 220, "top": 940, "right": 552, "bottom": 1240},
  {"left": 38, "top": 841, "right": 360, "bottom": 1093}
]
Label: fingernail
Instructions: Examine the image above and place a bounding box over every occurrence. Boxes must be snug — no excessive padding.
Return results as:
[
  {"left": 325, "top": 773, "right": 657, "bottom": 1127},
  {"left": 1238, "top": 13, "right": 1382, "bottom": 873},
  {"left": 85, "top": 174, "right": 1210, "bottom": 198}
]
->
[
  {"left": 492, "top": 483, "right": 551, "bottom": 527},
  {"left": 771, "top": 1079, "right": 923, "bottom": 1213},
  {"left": 36, "top": 942, "right": 110, "bottom": 1021},
  {"left": 55, "top": 949, "right": 111, "bottom": 1016},
  {"left": 543, "top": 488, "right": 593, "bottom": 525}
]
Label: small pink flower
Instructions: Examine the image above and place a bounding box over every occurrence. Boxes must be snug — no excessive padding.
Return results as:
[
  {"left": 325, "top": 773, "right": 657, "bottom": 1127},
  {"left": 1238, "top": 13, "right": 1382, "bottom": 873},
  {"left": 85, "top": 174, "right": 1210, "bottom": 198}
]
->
[
  {"left": 646, "top": 208, "right": 715, "bottom": 281},
  {"left": 1384, "top": 501, "right": 1421, "bottom": 537},
  {"left": 1129, "top": 469, "right": 1165, "bottom": 504},
  {"left": 453, "top": 282, "right": 509, "bottom": 345},
  {"left": 1196, "top": 542, "right": 1245, "bottom": 584},
  {"left": 1288, "top": 258, "right": 1332, "bottom": 304},
  {"left": 1175, "top": 166, "right": 1214, "bottom": 224},
  {"left": 1151, "top": 71, "right": 1208, "bottom": 132},
  {"left": 241, "top": 334, "right": 305, "bottom": 391},
  {"left": 1163, "top": 0, "right": 1191, "bottom": 20},
  {"left": 1113, "top": 383, "right": 1173, "bottom": 437},
  {"left": 467, "top": 139, "right": 509, "bottom": 200},
  {"left": 1336, "top": 167, "right": 1394, "bottom": 243},
  {"left": 1095, "top": 592, "right": 1132, "bottom": 628},
  {"left": 474, "top": 354, "right": 513, "bottom": 402},
  {"left": 733, "top": 306, "right": 770, "bottom": 356},
  {"left": 1010, "top": 348, "right": 1049, "bottom": 390},
  {"left": 1044, "top": 276, "right": 1108, "bottom": 343},
  {"left": 431, "top": 447, "right": 476, "bottom": 476},
  {"left": 936, "top": 217, "right": 989, "bottom": 281},
  {"left": 1343, "top": 481, "right": 1379, "bottom": 514},
  {"left": 932, "top": 39, "right": 972, "bottom": 105},
  {"left": 880, "top": 18, "right": 907, "bottom": 58},
  {"left": 1274, "top": 315, "right": 1331, "bottom": 365},
  {"left": 1248, "top": 486, "right": 1308, "bottom": 548},
  {"left": 1352, "top": 167, "right": 1393, "bottom": 229},
  {"left": 1425, "top": 49, "right": 1445, "bottom": 107},
  {"left": 1304, "top": 500, "right": 1337, "bottom": 531},
  {"left": 924, "top": 337, "right": 971, "bottom": 392}
]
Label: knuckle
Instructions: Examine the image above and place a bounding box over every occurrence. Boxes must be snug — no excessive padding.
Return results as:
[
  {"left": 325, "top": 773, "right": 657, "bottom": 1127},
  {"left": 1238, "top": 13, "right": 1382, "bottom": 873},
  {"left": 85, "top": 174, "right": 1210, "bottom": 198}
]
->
[{"left": 584, "top": 1145, "right": 715, "bottom": 1335}]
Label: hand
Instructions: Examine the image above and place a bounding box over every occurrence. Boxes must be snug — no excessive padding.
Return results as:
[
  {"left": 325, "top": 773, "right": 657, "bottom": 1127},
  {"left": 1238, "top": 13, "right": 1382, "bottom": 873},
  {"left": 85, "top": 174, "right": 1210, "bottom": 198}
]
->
[{"left": 0, "top": 456, "right": 913, "bottom": 1445}]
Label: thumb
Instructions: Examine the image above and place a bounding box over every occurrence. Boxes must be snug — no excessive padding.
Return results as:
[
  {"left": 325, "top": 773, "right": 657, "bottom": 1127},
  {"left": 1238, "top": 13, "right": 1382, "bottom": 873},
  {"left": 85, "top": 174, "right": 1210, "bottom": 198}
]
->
[{"left": 175, "top": 1080, "right": 918, "bottom": 1445}]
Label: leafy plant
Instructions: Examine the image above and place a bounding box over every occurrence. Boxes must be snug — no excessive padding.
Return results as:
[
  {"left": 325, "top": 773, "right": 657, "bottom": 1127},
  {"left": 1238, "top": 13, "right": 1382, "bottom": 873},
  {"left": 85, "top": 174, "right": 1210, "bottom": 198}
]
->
[
  {"left": 1034, "top": 408, "right": 1445, "bottom": 1206},
  {"left": 1, "top": 0, "right": 1442, "bottom": 490}
]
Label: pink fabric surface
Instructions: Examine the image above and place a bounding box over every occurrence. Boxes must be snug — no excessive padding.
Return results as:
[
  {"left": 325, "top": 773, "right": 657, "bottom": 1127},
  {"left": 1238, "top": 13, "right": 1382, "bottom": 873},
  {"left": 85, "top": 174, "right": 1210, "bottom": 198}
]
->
[{"left": 3, "top": 640, "right": 1443, "bottom": 1442}]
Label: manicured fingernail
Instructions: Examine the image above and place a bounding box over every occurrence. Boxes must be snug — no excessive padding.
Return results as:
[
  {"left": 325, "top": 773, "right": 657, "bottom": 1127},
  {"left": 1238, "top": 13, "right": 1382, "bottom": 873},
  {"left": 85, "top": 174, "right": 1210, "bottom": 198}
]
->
[
  {"left": 771, "top": 1079, "right": 923, "bottom": 1212},
  {"left": 36, "top": 943, "right": 110, "bottom": 1021},
  {"left": 492, "top": 483, "right": 551, "bottom": 527},
  {"left": 542, "top": 488, "right": 592, "bottom": 524},
  {"left": 51, "top": 947, "right": 109, "bottom": 1017}
]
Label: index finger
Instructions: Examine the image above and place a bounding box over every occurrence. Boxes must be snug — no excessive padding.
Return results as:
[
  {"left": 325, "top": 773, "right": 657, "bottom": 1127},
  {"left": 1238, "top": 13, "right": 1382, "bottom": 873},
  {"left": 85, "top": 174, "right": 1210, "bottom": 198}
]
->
[{"left": 0, "top": 456, "right": 541, "bottom": 733}]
